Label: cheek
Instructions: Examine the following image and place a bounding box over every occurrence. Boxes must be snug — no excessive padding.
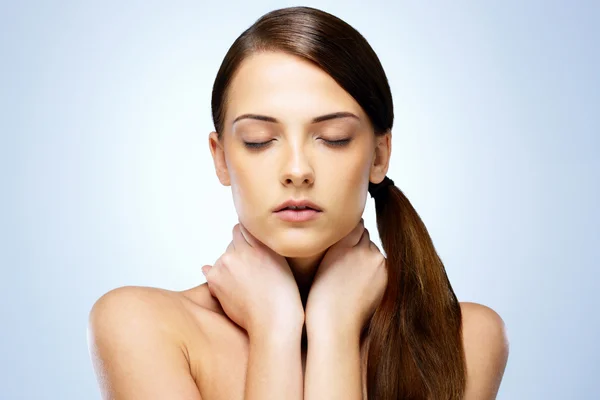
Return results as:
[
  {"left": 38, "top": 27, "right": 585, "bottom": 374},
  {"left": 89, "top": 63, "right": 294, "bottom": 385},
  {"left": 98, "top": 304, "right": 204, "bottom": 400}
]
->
[
  {"left": 231, "top": 179, "right": 260, "bottom": 219},
  {"left": 328, "top": 159, "right": 370, "bottom": 205},
  {"left": 230, "top": 166, "right": 275, "bottom": 229}
]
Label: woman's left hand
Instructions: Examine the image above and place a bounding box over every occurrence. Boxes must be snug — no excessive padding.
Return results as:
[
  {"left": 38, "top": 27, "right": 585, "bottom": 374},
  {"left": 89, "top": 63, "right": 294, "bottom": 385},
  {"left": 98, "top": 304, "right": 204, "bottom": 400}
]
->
[{"left": 305, "top": 218, "right": 388, "bottom": 337}]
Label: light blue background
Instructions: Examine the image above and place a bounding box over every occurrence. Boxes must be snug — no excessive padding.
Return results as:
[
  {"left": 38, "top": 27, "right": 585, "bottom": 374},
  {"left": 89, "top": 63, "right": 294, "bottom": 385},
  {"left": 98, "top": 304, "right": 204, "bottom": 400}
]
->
[{"left": 1, "top": 1, "right": 598, "bottom": 399}]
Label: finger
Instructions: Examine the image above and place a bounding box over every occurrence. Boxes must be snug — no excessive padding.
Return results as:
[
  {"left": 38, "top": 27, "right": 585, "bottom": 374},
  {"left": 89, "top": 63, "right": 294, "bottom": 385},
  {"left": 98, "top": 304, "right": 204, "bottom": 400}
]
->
[
  {"left": 350, "top": 219, "right": 366, "bottom": 247},
  {"left": 339, "top": 218, "right": 365, "bottom": 247},
  {"left": 370, "top": 240, "right": 381, "bottom": 253},
  {"left": 238, "top": 220, "right": 266, "bottom": 250},
  {"left": 232, "top": 224, "right": 246, "bottom": 250},
  {"left": 356, "top": 227, "right": 370, "bottom": 248},
  {"left": 201, "top": 265, "right": 217, "bottom": 297}
]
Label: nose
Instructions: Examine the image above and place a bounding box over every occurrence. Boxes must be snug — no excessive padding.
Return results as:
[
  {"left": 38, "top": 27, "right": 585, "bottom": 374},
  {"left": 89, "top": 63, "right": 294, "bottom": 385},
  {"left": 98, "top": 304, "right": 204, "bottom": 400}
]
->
[{"left": 280, "top": 140, "right": 315, "bottom": 187}]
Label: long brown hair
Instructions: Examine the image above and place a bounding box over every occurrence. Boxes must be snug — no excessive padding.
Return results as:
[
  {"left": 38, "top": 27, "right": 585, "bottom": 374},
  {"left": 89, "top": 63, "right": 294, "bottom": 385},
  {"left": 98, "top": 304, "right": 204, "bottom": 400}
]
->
[{"left": 210, "top": 6, "right": 466, "bottom": 399}]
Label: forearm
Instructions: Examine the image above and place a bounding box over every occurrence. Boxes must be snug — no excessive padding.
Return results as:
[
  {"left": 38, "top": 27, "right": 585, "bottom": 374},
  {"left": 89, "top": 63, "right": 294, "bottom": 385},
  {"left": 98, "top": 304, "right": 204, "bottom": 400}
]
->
[
  {"left": 304, "top": 326, "right": 363, "bottom": 400},
  {"left": 245, "top": 325, "right": 304, "bottom": 400}
]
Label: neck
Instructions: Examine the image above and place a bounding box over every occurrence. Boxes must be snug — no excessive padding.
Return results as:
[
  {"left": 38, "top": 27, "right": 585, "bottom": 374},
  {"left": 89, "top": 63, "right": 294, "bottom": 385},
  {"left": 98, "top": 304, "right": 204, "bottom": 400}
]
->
[
  {"left": 286, "top": 250, "right": 327, "bottom": 309},
  {"left": 287, "top": 251, "right": 327, "bottom": 353}
]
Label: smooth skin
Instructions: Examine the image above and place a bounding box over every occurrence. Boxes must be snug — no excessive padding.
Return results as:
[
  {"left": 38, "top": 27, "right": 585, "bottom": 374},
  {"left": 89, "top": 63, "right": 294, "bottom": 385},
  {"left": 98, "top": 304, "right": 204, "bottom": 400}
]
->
[
  {"left": 88, "top": 50, "right": 509, "bottom": 399},
  {"left": 201, "top": 221, "right": 306, "bottom": 400}
]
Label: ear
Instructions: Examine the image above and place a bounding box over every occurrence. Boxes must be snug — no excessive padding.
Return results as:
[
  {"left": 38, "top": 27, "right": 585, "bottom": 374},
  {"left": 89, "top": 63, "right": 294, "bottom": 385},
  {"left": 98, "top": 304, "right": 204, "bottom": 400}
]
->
[
  {"left": 208, "top": 131, "right": 231, "bottom": 186},
  {"left": 369, "top": 130, "right": 392, "bottom": 183}
]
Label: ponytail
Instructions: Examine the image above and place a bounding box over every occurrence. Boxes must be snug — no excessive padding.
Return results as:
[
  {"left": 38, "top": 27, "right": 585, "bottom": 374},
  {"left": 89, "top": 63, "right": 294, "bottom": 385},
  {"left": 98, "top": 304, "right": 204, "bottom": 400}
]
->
[{"left": 365, "top": 177, "right": 467, "bottom": 399}]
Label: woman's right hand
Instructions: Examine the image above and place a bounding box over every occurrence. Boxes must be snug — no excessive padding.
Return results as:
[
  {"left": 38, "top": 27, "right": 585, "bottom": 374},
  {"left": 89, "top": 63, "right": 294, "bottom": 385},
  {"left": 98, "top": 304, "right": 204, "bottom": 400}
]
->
[{"left": 201, "top": 220, "right": 304, "bottom": 337}]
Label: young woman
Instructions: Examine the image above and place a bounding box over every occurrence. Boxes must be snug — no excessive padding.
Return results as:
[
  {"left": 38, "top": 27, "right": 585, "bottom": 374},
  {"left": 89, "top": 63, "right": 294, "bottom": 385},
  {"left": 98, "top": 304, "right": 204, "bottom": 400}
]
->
[{"left": 88, "top": 6, "right": 509, "bottom": 400}]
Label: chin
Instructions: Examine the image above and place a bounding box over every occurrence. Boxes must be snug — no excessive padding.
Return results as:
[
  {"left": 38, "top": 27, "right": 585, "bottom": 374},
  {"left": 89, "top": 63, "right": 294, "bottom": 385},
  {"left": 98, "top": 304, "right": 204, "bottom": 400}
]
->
[{"left": 269, "top": 240, "right": 329, "bottom": 258}]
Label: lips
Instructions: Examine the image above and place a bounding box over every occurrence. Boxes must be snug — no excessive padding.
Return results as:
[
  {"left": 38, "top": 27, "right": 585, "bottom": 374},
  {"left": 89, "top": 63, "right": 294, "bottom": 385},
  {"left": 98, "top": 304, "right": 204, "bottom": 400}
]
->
[
  {"left": 274, "top": 199, "right": 323, "bottom": 212},
  {"left": 275, "top": 208, "right": 322, "bottom": 222}
]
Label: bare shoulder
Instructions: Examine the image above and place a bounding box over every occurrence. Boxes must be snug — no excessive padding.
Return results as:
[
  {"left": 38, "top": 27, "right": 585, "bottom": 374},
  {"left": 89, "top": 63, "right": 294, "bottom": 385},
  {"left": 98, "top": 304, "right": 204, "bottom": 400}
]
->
[
  {"left": 88, "top": 286, "right": 204, "bottom": 399},
  {"left": 459, "top": 301, "right": 510, "bottom": 400}
]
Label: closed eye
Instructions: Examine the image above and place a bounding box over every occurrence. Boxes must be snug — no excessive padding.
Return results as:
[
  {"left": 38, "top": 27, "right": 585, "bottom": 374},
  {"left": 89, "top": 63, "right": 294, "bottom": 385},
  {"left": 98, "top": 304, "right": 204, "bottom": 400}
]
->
[
  {"left": 243, "top": 140, "right": 273, "bottom": 149},
  {"left": 242, "top": 138, "right": 352, "bottom": 150},
  {"left": 322, "top": 138, "right": 352, "bottom": 147}
]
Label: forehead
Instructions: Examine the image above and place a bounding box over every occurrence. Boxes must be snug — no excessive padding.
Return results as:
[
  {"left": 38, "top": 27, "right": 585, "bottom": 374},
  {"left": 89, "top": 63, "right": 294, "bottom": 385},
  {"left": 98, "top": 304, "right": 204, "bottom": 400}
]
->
[{"left": 225, "top": 51, "right": 367, "bottom": 126}]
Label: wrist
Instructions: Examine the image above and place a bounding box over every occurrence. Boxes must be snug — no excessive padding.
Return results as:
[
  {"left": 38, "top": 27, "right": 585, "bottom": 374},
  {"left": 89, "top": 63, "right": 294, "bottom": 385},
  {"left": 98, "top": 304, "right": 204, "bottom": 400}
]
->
[
  {"left": 306, "top": 317, "right": 361, "bottom": 342},
  {"left": 306, "top": 323, "right": 361, "bottom": 351},
  {"left": 249, "top": 309, "right": 304, "bottom": 341},
  {"left": 248, "top": 320, "right": 304, "bottom": 344}
]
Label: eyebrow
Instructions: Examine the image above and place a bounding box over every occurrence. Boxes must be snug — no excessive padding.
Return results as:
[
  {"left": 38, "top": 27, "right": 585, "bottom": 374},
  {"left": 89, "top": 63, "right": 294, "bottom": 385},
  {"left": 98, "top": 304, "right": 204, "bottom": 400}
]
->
[{"left": 232, "top": 111, "right": 360, "bottom": 125}]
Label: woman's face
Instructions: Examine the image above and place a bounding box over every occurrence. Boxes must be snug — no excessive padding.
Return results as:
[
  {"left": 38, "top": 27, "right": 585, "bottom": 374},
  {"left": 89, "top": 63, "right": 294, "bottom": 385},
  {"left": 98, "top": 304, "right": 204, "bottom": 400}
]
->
[{"left": 209, "top": 51, "right": 389, "bottom": 257}]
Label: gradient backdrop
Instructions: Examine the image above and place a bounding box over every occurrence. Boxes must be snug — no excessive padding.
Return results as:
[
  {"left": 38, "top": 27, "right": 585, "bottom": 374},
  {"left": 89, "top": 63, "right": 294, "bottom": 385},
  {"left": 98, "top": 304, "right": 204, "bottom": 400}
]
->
[{"left": 1, "top": 1, "right": 598, "bottom": 399}]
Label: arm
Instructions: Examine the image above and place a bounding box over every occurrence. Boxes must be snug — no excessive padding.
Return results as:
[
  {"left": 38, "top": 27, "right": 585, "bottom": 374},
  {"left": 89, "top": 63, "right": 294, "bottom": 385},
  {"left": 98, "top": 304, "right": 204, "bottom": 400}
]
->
[
  {"left": 245, "top": 323, "right": 304, "bottom": 400},
  {"left": 303, "top": 324, "right": 363, "bottom": 400},
  {"left": 87, "top": 286, "right": 202, "bottom": 400}
]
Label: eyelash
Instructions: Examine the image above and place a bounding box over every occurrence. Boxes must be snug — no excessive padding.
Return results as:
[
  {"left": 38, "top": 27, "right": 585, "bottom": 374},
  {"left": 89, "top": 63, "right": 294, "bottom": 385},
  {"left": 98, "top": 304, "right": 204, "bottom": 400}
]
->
[{"left": 243, "top": 138, "right": 351, "bottom": 149}]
